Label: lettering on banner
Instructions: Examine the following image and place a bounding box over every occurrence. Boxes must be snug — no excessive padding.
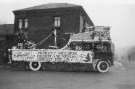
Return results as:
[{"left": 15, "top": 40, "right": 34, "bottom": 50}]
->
[
  {"left": 12, "top": 50, "right": 93, "bottom": 63},
  {"left": 12, "top": 50, "right": 37, "bottom": 61}
]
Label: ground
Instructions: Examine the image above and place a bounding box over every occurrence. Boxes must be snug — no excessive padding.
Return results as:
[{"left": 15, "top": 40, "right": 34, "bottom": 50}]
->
[{"left": 0, "top": 61, "right": 135, "bottom": 89}]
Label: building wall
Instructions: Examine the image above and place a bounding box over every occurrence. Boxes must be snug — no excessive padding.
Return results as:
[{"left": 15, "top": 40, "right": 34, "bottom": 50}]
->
[
  {"left": 14, "top": 6, "right": 94, "bottom": 48},
  {"left": 14, "top": 8, "right": 81, "bottom": 48},
  {"left": 61, "top": 11, "right": 80, "bottom": 34}
]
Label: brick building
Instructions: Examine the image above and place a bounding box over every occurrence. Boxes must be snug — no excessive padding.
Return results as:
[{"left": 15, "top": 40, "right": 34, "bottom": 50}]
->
[{"left": 13, "top": 3, "right": 94, "bottom": 48}]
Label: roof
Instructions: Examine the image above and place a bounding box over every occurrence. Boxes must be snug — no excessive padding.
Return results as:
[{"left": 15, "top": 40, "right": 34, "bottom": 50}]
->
[
  {"left": 14, "top": 3, "right": 81, "bottom": 12},
  {"left": 62, "top": 32, "right": 110, "bottom": 49},
  {"left": 13, "top": 3, "right": 94, "bottom": 26}
]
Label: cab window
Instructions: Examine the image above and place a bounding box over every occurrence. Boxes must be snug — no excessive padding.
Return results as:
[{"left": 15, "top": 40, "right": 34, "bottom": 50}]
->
[{"left": 69, "top": 42, "right": 82, "bottom": 51}]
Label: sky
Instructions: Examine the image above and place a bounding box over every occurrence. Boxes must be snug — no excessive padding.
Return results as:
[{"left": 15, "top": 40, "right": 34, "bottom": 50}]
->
[{"left": 0, "top": 0, "right": 135, "bottom": 49}]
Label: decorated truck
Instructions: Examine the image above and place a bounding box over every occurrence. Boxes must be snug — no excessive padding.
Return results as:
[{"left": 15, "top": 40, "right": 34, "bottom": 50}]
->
[{"left": 8, "top": 26, "right": 114, "bottom": 73}]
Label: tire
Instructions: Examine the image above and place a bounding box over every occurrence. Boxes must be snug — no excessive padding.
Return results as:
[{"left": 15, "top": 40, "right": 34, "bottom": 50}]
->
[
  {"left": 29, "top": 62, "right": 41, "bottom": 71},
  {"left": 96, "top": 60, "right": 110, "bottom": 73}
]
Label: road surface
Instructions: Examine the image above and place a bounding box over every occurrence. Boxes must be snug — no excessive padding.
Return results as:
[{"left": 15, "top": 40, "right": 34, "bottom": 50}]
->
[{"left": 0, "top": 61, "right": 135, "bottom": 89}]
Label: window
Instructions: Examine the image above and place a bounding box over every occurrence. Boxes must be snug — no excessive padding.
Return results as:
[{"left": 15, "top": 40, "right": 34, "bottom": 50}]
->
[
  {"left": 24, "top": 19, "right": 28, "bottom": 29},
  {"left": 84, "top": 22, "right": 90, "bottom": 32},
  {"left": 80, "top": 15, "right": 84, "bottom": 32},
  {"left": 69, "top": 42, "right": 82, "bottom": 50},
  {"left": 18, "top": 18, "right": 29, "bottom": 30},
  {"left": 18, "top": 19, "right": 23, "bottom": 29},
  {"left": 54, "top": 17, "right": 61, "bottom": 27}
]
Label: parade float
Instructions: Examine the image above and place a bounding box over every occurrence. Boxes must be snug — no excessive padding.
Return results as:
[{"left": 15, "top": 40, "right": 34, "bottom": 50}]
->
[{"left": 8, "top": 26, "right": 114, "bottom": 73}]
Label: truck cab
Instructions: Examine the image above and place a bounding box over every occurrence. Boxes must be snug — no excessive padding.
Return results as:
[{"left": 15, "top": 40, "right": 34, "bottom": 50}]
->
[{"left": 61, "top": 26, "right": 114, "bottom": 72}]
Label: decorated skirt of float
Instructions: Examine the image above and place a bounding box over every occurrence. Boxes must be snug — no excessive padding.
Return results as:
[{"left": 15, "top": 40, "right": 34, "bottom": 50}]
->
[{"left": 11, "top": 49, "right": 93, "bottom": 63}]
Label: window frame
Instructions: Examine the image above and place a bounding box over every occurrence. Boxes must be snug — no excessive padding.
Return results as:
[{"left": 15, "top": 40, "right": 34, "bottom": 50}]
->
[{"left": 54, "top": 16, "right": 61, "bottom": 28}]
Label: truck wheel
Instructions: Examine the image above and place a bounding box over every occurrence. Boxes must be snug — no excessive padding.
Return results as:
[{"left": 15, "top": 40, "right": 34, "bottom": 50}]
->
[
  {"left": 96, "top": 61, "right": 110, "bottom": 73},
  {"left": 29, "top": 62, "right": 41, "bottom": 71}
]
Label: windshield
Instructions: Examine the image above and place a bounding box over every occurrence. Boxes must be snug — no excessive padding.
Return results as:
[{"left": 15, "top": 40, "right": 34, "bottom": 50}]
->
[{"left": 93, "top": 42, "right": 111, "bottom": 52}]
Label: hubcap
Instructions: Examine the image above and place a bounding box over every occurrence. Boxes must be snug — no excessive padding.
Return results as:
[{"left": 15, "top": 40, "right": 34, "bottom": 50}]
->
[
  {"left": 32, "top": 62, "right": 39, "bottom": 68},
  {"left": 100, "top": 62, "right": 108, "bottom": 70}
]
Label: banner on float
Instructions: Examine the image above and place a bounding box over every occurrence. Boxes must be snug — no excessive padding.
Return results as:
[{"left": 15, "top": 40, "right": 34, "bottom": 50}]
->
[{"left": 12, "top": 49, "right": 93, "bottom": 63}]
